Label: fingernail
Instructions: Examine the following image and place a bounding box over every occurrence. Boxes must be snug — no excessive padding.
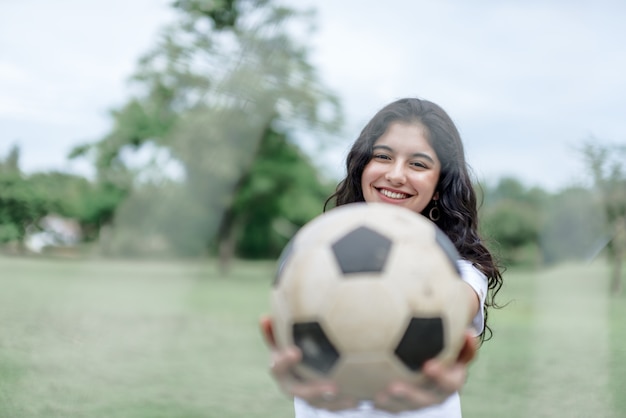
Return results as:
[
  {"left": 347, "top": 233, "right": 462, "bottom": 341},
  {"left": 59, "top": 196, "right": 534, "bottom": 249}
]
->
[
  {"left": 321, "top": 391, "right": 336, "bottom": 401},
  {"left": 390, "top": 386, "right": 406, "bottom": 398},
  {"left": 424, "top": 361, "right": 441, "bottom": 373}
]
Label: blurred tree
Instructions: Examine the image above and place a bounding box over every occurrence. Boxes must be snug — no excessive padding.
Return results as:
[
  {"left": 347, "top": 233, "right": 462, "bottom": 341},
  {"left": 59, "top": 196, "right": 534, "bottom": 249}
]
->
[
  {"left": 481, "top": 176, "right": 547, "bottom": 209},
  {"left": 70, "top": 0, "right": 342, "bottom": 270},
  {"left": 0, "top": 154, "right": 127, "bottom": 253},
  {"left": 0, "top": 174, "right": 46, "bottom": 249},
  {"left": 0, "top": 145, "right": 44, "bottom": 250},
  {"left": 479, "top": 177, "right": 547, "bottom": 268},
  {"left": 579, "top": 140, "right": 626, "bottom": 294},
  {"left": 173, "top": 0, "right": 239, "bottom": 28},
  {"left": 226, "top": 125, "right": 334, "bottom": 261},
  {"left": 27, "top": 172, "right": 126, "bottom": 242},
  {"left": 0, "top": 143, "right": 20, "bottom": 174}
]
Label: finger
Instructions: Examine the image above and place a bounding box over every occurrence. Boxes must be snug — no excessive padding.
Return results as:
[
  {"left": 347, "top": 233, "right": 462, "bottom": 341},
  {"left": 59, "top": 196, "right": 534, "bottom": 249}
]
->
[
  {"left": 421, "top": 360, "right": 467, "bottom": 394},
  {"left": 390, "top": 381, "right": 441, "bottom": 406},
  {"left": 268, "top": 352, "right": 348, "bottom": 408},
  {"left": 270, "top": 346, "right": 301, "bottom": 379},
  {"left": 307, "top": 391, "right": 358, "bottom": 411},
  {"left": 259, "top": 315, "right": 277, "bottom": 347},
  {"left": 374, "top": 383, "right": 439, "bottom": 413},
  {"left": 280, "top": 375, "right": 341, "bottom": 407},
  {"left": 265, "top": 343, "right": 354, "bottom": 410},
  {"left": 456, "top": 332, "right": 478, "bottom": 364},
  {"left": 287, "top": 382, "right": 335, "bottom": 403}
]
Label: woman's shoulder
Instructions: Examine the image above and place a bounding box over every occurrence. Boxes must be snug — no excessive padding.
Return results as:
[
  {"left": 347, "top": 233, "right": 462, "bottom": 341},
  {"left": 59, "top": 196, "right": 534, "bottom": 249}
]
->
[{"left": 456, "top": 259, "right": 487, "bottom": 281}]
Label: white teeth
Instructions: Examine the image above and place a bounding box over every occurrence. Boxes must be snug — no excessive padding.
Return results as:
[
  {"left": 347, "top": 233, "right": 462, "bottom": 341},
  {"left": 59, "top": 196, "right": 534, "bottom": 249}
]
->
[{"left": 380, "top": 189, "right": 409, "bottom": 199}]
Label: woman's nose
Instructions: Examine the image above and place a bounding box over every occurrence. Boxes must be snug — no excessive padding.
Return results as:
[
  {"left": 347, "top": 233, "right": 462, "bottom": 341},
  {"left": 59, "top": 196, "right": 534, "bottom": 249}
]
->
[{"left": 384, "top": 163, "right": 406, "bottom": 184}]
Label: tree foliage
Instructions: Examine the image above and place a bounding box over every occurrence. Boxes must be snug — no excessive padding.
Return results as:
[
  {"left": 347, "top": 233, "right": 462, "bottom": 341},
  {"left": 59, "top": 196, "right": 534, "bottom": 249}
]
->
[
  {"left": 173, "top": 0, "right": 239, "bottom": 29},
  {"left": 229, "top": 126, "right": 334, "bottom": 259},
  {"left": 67, "top": 0, "right": 341, "bottom": 267},
  {"left": 0, "top": 173, "right": 45, "bottom": 246},
  {"left": 27, "top": 172, "right": 127, "bottom": 241},
  {"left": 0, "top": 145, "right": 44, "bottom": 247},
  {"left": 71, "top": 0, "right": 340, "bottom": 170},
  {"left": 0, "top": 142, "right": 128, "bottom": 251},
  {"left": 479, "top": 177, "right": 547, "bottom": 268}
]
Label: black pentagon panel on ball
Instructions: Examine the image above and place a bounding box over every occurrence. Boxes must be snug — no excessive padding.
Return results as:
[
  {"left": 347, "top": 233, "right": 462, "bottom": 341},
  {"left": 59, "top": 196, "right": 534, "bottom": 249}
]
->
[
  {"left": 331, "top": 226, "right": 392, "bottom": 274},
  {"left": 394, "top": 317, "right": 444, "bottom": 371},
  {"left": 434, "top": 227, "right": 461, "bottom": 275},
  {"left": 293, "top": 322, "right": 340, "bottom": 374}
]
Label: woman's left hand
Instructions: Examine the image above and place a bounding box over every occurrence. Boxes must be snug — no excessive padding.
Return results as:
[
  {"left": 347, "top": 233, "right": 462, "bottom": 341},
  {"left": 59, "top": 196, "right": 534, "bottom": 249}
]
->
[{"left": 373, "top": 331, "right": 478, "bottom": 413}]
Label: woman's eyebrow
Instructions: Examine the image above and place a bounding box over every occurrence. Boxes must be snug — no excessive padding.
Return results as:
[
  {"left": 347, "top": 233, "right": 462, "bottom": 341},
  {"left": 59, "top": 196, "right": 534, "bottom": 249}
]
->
[
  {"left": 372, "top": 145, "right": 435, "bottom": 163},
  {"left": 411, "top": 152, "right": 435, "bottom": 164},
  {"left": 372, "top": 145, "right": 392, "bottom": 152}
]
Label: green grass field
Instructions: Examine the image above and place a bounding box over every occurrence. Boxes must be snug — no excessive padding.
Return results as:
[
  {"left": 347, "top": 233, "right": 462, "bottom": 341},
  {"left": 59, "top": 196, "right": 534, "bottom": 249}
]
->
[{"left": 0, "top": 255, "right": 624, "bottom": 418}]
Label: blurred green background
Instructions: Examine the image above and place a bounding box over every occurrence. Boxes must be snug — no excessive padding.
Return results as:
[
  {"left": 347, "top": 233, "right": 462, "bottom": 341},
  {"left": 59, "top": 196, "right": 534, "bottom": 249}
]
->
[{"left": 1, "top": 1, "right": 625, "bottom": 417}]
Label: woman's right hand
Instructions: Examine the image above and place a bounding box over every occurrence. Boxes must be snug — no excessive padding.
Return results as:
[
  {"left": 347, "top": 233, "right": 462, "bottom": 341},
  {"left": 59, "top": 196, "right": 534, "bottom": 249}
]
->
[{"left": 259, "top": 315, "right": 358, "bottom": 411}]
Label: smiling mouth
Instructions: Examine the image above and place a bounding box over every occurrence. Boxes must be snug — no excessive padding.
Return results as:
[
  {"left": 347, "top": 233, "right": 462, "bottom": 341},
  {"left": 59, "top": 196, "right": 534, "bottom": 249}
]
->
[{"left": 378, "top": 188, "right": 411, "bottom": 200}]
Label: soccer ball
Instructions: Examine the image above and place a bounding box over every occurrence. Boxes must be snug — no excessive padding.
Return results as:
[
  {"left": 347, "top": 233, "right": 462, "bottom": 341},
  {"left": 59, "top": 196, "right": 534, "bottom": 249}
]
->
[{"left": 270, "top": 203, "right": 472, "bottom": 400}]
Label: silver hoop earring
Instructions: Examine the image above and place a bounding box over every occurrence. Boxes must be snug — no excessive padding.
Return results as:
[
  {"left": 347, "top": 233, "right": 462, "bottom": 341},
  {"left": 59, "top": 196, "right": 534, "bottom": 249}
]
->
[{"left": 428, "top": 201, "right": 440, "bottom": 221}]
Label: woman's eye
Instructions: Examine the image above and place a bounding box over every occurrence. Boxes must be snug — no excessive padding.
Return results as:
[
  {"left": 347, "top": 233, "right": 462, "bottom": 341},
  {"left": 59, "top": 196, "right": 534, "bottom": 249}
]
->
[
  {"left": 373, "top": 154, "right": 391, "bottom": 160},
  {"left": 411, "top": 161, "right": 427, "bottom": 168}
]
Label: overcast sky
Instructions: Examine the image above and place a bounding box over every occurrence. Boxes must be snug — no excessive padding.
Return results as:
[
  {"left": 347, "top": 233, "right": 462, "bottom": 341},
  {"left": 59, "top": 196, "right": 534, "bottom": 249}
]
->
[{"left": 1, "top": 0, "right": 625, "bottom": 191}]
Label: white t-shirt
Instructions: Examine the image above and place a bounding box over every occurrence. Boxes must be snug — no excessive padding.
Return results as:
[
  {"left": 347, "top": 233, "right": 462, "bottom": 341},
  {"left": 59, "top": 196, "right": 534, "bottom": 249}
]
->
[
  {"left": 457, "top": 260, "right": 487, "bottom": 336},
  {"left": 294, "top": 393, "right": 462, "bottom": 418},
  {"left": 293, "top": 260, "right": 488, "bottom": 418}
]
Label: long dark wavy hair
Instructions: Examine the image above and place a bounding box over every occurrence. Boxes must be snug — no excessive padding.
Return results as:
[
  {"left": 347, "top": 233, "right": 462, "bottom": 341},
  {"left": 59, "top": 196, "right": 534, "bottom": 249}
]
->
[{"left": 324, "top": 97, "right": 503, "bottom": 342}]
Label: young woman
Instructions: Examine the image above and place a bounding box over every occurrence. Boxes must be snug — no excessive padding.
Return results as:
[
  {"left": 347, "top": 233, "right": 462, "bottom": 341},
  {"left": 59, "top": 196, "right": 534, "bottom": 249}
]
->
[{"left": 260, "top": 97, "right": 503, "bottom": 417}]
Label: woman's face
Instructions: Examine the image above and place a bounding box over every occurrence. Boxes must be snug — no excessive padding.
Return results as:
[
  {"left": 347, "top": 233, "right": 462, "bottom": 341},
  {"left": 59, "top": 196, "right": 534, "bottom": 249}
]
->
[{"left": 361, "top": 122, "right": 441, "bottom": 214}]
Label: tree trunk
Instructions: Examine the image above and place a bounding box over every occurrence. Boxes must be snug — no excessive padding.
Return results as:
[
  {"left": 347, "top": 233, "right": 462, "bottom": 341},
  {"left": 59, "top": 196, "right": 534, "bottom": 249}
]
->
[
  {"left": 98, "top": 224, "right": 113, "bottom": 256},
  {"left": 218, "top": 226, "right": 236, "bottom": 277},
  {"left": 217, "top": 208, "right": 241, "bottom": 277},
  {"left": 611, "top": 257, "right": 622, "bottom": 294},
  {"left": 213, "top": 120, "right": 274, "bottom": 276},
  {"left": 610, "top": 217, "right": 625, "bottom": 294}
]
